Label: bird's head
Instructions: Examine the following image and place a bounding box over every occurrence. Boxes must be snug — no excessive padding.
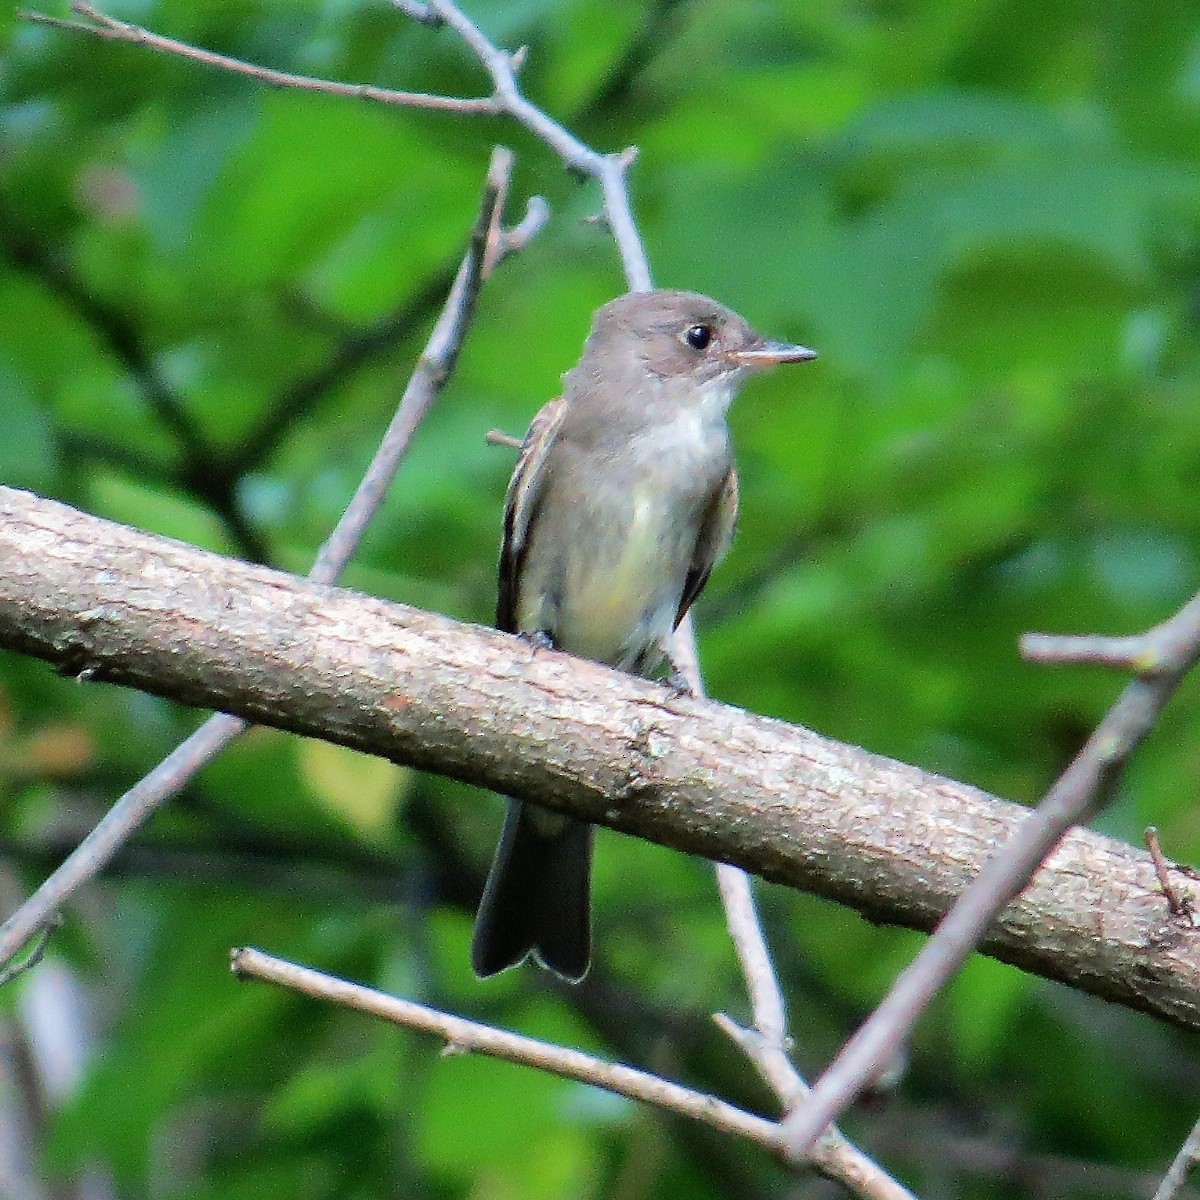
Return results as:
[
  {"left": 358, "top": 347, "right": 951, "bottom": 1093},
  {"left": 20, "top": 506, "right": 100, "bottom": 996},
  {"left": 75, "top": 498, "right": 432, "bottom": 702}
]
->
[{"left": 584, "top": 290, "right": 816, "bottom": 392}]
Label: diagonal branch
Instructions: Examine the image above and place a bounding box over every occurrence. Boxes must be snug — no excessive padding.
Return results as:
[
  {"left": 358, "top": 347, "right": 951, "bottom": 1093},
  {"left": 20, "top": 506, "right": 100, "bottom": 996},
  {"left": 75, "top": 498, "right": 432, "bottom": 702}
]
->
[
  {"left": 231, "top": 947, "right": 781, "bottom": 1149},
  {"left": 1155, "top": 1112, "right": 1200, "bottom": 1200},
  {"left": 230, "top": 947, "right": 913, "bottom": 1199},
  {"left": 782, "top": 589, "right": 1200, "bottom": 1154},
  {"left": 20, "top": 3, "right": 500, "bottom": 113},
  {"left": 19, "top": 0, "right": 653, "bottom": 291},
  {"left": 1, "top": 484, "right": 1198, "bottom": 1033},
  {"left": 0, "top": 147, "right": 537, "bottom": 974}
]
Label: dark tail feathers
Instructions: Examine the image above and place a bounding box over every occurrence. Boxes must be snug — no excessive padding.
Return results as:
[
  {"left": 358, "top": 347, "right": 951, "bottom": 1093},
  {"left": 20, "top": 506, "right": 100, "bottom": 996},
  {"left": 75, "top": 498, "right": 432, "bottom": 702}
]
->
[{"left": 471, "top": 800, "right": 593, "bottom": 983}]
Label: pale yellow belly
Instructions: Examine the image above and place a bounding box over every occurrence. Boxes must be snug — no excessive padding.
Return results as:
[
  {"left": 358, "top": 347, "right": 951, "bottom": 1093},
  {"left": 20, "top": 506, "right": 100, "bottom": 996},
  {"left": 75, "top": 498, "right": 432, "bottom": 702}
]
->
[{"left": 519, "top": 493, "right": 683, "bottom": 670}]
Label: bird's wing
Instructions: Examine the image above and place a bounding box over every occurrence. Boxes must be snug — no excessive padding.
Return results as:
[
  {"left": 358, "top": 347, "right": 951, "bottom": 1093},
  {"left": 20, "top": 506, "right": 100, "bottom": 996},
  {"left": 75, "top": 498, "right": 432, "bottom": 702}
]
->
[
  {"left": 675, "top": 465, "right": 739, "bottom": 628},
  {"left": 497, "top": 397, "right": 569, "bottom": 633}
]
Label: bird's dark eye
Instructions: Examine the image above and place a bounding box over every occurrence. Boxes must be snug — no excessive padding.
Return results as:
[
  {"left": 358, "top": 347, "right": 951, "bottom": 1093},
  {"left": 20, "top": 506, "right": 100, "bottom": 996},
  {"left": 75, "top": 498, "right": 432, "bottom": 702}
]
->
[{"left": 685, "top": 324, "right": 712, "bottom": 350}]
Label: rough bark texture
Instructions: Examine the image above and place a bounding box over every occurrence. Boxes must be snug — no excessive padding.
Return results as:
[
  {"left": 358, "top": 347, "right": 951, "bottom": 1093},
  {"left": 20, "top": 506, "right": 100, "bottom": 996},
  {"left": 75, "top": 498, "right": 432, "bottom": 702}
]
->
[{"left": 1, "top": 485, "right": 1197, "bottom": 1028}]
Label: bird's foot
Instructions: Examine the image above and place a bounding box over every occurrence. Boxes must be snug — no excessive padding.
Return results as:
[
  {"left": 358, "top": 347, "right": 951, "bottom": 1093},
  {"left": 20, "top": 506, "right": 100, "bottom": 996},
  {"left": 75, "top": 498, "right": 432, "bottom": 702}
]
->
[
  {"left": 520, "top": 629, "right": 557, "bottom": 654},
  {"left": 663, "top": 664, "right": 696, "bottom": 697}
]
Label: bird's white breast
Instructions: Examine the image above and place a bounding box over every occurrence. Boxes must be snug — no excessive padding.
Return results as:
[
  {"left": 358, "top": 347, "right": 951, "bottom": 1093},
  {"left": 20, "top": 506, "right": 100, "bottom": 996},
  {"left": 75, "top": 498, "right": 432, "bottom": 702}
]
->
[{"left": 551, "top": 389, "right": 732, "bottom": 668}]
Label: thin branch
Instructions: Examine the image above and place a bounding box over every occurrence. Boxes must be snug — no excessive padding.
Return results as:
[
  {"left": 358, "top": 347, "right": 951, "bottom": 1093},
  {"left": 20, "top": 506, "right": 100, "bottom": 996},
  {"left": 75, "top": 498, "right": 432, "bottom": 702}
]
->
[
  {"left": 672, "top": 620, "right": 812, "bottom": 1131},
  {"left": 485, "top": 429, "right": 523, "bottom": 448},
  {"left": 1019, "top": 631, "right": 1150, "bottom": 670},
  {"left": 1146, "top": 827, "right": 1197, "bottom": 925},
  {"left": 229, "top": 948, "right": 913, "bottom": 1199},
  {"left": 672, "top": 607, "right": 905, "bottom": 1192},
  {"left": 1155, "top": 1113, "right": 1200, "bottom": 1200},
  {"left": 495, "top": 194, "right": 551, "bottom": 260},
  {"left": 424, "top": 0, "right": 653, "bottom": 289},
  {"left": 782, "top": 589, "right": 1200, "bottom": 1155},
  {"left": 0, "top": 915, "right": 60, "bottom": 988},
  {"left": 713, "top": 867, "right": 806, "bottom": 1108},
  {"left": 21, "top": 3, "right": 499, "bottom": 113},
  {"left": 20, "top": 0, "right": 652, "bottom": 291},
  {"left": 1021, "top": 596, "right": 1200, "bottom": 674},
  {"left": 231, "top": 947, "right": 781, "bottom": 1149},
  {"left": 387, "top": 0, "right": 445, "bottom": 27},
  {"left": 0, "top": 147, "right": 534, "bottom": 974}
]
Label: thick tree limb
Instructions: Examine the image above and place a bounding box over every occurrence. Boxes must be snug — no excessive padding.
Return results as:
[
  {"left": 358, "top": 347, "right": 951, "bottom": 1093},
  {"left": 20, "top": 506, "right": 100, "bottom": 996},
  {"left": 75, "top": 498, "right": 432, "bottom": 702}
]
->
[{"left": 1, "top": 485, "right": 1197, "bottom": 1031}]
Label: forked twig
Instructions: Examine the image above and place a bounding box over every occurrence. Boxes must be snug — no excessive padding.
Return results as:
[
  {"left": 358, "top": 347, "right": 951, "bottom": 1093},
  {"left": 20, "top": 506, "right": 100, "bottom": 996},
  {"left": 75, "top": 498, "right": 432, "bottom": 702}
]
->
[
  {"left": 0, "top": 146, "right": 537, "bottom": 972},
  {"left": 783, "top": 589, "right": 1200, "bottom": 1154},
  {"left": 231, "top": 948, "right": 913, "bottom": 1199}
]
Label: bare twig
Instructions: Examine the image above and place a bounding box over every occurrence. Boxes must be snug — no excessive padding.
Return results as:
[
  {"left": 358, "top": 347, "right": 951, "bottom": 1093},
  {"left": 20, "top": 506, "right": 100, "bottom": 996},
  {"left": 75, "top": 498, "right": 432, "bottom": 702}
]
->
[
  {"left": 713, "top": 867, "right": 806, "bottom": 1107},
  {"left": 21, "top": 3, "right": 499, "bottom": 113},
  {"left": 668, "top": 614, "right": 880, "bottom": 1191},
  {"left": 497, "top": 195, "right": 552, "bottom": 258},
  {"left": 783, "top": 589, "right": 1200, "bottom": 1155},
  {"left": 231, "top": 947, "right": 779, "bottom": 1147},
  {"left": 19, "top": 0, "right": 651, "bottom": 291},
  {"left": 1146, "top": 828, "right": 1197, "bottom": 925},
  {"left": 1155, "top": 1113, "right": 1200, "bottom": 1200},
  {"left": 387, "top": 0, "right": 445, "bottom": 26},
  {"left": 0, "top": 914, "right": 60, "bottom": 988},
  {"left": 0, "top": 148, "right": 535, "bottom": 974},
  {"left": 1020, "top": 596, "right": 1200, "bottom": 673},
  {"left": 229, "top": 948, "right": 913, "bottom": 1199},
  {"left": 485, "top": 429, "right": 524, "bottom": 448},
  {"left": 423, "top": 0, "right": 652, "bottom": 289},
  {"left": 1019, "top": 631, "right": 1149, "bottom": 670},
  {"left": 670, "top": 625, "right": 812, "bottom": 1133}
]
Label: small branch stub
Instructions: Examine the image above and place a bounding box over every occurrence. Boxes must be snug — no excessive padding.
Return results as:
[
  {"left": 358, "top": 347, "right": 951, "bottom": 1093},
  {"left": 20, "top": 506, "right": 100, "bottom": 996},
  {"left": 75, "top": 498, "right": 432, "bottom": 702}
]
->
[{"left": 1146, "top": 827, "right": 1198, "bottom": 926}]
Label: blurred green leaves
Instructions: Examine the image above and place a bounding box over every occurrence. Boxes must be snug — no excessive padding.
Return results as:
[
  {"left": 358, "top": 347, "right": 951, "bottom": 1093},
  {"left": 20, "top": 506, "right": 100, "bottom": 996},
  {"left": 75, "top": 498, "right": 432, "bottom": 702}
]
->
[{"left": 3, "top": 0, "right": 1200, "bottom": 1197}]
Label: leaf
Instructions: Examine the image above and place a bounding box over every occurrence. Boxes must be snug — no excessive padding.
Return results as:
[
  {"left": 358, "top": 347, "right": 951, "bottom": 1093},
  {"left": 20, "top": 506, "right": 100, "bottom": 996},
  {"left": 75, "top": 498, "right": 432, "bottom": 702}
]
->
[
  {"left": 0, "top": 363, "right": 57, "bottom": 489},
  {"left": 297, "top": 739, "right": 410, "bottom": 841}
]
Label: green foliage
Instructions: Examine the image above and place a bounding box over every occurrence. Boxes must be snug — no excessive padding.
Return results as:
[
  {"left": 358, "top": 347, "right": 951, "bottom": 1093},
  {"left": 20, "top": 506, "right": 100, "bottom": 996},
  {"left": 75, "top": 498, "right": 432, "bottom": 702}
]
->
[{"left": 3, "top": 1, "right": 1200, "bottom": 1196}]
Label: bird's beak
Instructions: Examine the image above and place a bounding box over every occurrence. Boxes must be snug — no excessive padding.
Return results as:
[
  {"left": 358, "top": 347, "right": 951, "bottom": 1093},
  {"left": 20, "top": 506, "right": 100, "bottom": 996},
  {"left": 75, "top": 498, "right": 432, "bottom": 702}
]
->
[{"left": 731, "top": 339, "right": 818, "bottom": 369}]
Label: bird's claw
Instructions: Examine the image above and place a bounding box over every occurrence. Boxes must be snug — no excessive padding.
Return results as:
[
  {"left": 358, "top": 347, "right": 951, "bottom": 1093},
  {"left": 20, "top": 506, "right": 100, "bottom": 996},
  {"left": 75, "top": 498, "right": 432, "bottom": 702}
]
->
[{"left": 520, "top": 629, "right": 557, "bottom": 654}]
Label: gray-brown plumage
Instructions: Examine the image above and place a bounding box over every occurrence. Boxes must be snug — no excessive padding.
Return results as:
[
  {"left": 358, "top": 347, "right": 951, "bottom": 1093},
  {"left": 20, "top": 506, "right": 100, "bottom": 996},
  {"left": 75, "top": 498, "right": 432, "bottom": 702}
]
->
[{"left": 471, "top": 290, "right": 816, "bottom": 982}]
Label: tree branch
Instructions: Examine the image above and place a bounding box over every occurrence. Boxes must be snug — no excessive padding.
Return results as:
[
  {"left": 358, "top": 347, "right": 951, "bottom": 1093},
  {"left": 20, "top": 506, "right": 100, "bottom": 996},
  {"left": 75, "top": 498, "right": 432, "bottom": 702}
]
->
[
  {"left": 0, "top": 148, "right": 533, "bottom": 973},
  {"left": 19, "top": 0, "right": 652, "bottom": 291},
  {"left": 20, "top": 3, "right": 500, "bottom": 113},
  {"left": 1156, "top": 1113, "right": 1200, "bottom": 1200},
  {"left": 229, "top": 947, "right": 912, "bottom": 1198},
  {"left": 1, "top": 486, "right": 1197, "bottom": 1031},
  {"left": 782, "top": 589, "right": 1200, "bottom": 1153}
]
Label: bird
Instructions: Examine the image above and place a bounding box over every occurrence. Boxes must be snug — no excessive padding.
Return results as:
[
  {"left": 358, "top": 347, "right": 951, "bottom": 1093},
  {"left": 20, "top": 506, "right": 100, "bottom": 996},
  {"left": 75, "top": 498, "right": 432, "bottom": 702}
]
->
[{"left": 471, "top": 289, "right": 817, "bottom": 982}]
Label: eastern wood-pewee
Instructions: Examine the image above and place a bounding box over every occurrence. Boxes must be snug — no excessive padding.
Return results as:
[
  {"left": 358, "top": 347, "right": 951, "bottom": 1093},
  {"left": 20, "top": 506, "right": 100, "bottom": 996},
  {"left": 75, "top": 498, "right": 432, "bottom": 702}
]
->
[{"left": 471, "top": 289, "right": 816, "bottom": 982}]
